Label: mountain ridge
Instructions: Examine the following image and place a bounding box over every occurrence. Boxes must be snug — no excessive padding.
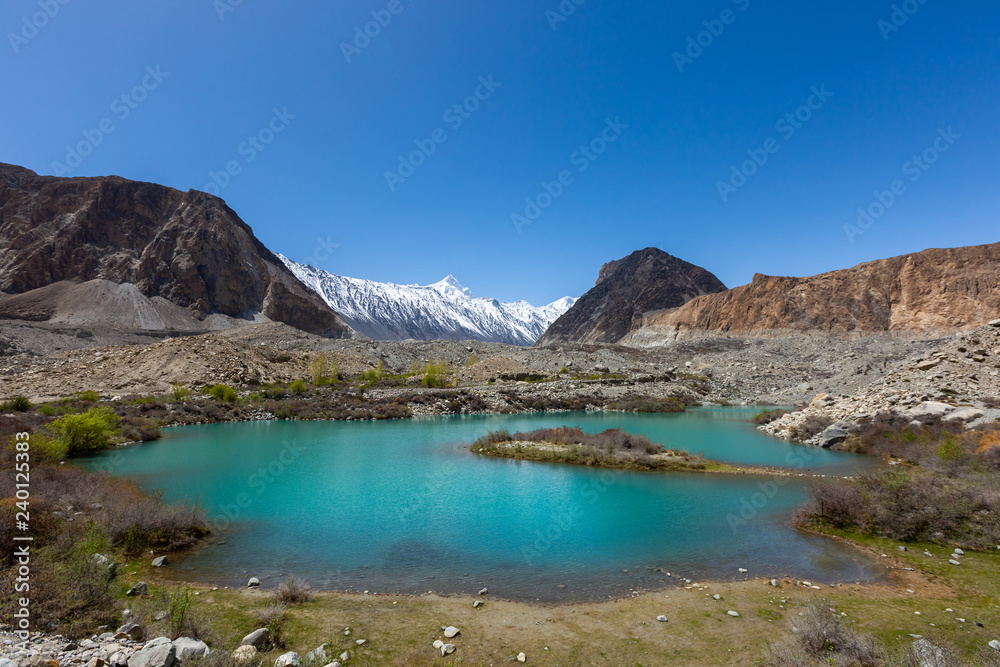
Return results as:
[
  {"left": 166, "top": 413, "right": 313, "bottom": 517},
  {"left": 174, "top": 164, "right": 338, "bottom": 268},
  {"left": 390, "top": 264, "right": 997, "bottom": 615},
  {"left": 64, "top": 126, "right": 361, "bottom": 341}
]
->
[
  {"left": 280, "top": 256, "right": 576, "bottom": 346},
  {"left": 0, "top": 163, "right": 354, "bottom": 337}
]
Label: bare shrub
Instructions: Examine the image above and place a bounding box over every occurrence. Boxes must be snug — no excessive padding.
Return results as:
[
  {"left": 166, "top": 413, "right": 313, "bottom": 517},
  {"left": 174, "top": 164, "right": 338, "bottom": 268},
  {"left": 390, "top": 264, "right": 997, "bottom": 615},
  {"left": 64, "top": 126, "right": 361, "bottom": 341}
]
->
[
  {"left": 763, "top": 601, "right": 886, "bottom": 666},
  {"left": 789, "top": 415, "right": 834, "bottom": 440},
  {"left": 272, "top": 576, "right": 314, "bottom": 604}
]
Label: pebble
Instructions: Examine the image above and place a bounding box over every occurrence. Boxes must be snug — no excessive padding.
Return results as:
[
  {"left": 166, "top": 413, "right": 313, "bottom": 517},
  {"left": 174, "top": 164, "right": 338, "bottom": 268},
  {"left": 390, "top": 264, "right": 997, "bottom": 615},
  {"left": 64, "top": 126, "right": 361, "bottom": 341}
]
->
[
  {"left": 656, "top": 615, "right": 668, "bottom": 623},
  {"left": 442, "top": 626, "right": 460, "bottom": 639},
  {"left": 517, "top": 652, "right": 526, "bottom": 663},
  {"left": 440, "top": 644, "right": 455, "bottom": 656},
  {"left": 727, "top": 611, "right": 740, "bottom": 617}
]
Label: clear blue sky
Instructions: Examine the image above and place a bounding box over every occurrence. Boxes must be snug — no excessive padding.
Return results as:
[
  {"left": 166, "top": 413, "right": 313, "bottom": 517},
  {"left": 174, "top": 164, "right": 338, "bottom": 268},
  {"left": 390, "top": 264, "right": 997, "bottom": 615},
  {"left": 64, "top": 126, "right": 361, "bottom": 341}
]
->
[{"left": 3, "top": 0, "right": 998, "bottom": 305}]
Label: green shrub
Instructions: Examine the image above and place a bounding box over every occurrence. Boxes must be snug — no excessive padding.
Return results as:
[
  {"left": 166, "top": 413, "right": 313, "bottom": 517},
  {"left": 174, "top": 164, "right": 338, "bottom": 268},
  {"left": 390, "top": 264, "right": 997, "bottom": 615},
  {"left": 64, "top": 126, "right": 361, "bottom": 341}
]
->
[
  {"left": 207, "top": 384, "right": 237, "bottom": 403},
  {"left": 50, "top": 407, "right": 121, "bottom": 455},
  {"left": 170, "top": 385, "right": 191, "bottom": 401},
  {"left": 290, "top": 379, "right": 308, "bottom": 395},
  {"left": 358, "top": 361, "right": 388, "bottom": 384},
  {"left": 466, "top": 355, "right": 480, "bottom": 367},
  {"left": 31, "top": 431, "right": 70, "bottom": 463},
  {"left": 752, "top": 408, "right": 790, "bottom": 425},
  {"left": 310, "top": 353, "right": 339, "bottom": 385},
  {"left": 422, "top": 359, "right": 451, "bottom": 389},
  {"left": 0, "top": 395, "right": 32, "bottom": 412},
  {"left": 76, "top": 390, "right": 101, "bottom": 403}
]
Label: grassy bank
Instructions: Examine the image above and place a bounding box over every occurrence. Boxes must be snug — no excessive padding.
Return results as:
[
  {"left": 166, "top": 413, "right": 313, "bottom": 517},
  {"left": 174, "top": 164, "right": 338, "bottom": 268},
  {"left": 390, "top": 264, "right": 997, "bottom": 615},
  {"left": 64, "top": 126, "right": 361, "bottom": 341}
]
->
[{"left": 471, "top": 426, "right": 725, "bottom": 472}]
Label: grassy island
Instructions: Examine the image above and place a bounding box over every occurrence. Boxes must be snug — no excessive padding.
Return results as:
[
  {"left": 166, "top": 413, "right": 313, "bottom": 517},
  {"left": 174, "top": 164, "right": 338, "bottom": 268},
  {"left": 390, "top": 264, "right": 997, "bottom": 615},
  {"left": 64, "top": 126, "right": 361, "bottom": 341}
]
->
[{"left": 471, "top": 425, "right": 727, "bottom": 472}]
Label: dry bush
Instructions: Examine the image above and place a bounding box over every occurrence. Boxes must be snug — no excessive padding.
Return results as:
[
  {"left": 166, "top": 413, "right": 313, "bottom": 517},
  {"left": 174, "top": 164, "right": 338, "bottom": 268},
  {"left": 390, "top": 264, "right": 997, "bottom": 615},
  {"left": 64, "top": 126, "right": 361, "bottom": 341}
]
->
[
  {"left": 788, "top": 415, "right": 834, "bottom": 440},
  {"left": 272, "top": 576, "right": 314, "bottom": 604},
  {"left": 763, "top": 601, "right": 886, "bottom": 666}
]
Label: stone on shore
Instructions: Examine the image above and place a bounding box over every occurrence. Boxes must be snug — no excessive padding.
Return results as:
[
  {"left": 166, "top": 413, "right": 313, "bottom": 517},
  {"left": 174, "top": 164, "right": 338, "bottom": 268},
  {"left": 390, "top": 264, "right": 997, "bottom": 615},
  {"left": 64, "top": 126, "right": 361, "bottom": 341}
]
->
[
  {"left": 247, "top": 577, "right": 260, "bottom": 588},
  {"left": 115, "top": 623, "right": 143, "bottom": 641},
  {"left": 231, "top": 646, "right": 257, "bottom": 665},
  {"left": 172, "top": 638, "right": 208, "bottom": 660},
  {"left": 443, "top": 626, "right": 460, "bottom": 639},
  {"left": 151, "top": 556, "right": 168, "bottom": 568},
  {"left": 126, "top": 582, "right": 148, "bottom": 597},
  {"left": 127, "top": 638, "right": 174, "bottom": 667},
  {"left": 241, "top": 629, "right": 270, "bottom": 649},
  {"left": 818, "top": 425, "right": 850, "bottom": 448},
  {"left": 274, "top": 652, "right": 300, "bottom": 667},
  {"left": 440, "top": 644, "right": 455, "bottom": 656}
]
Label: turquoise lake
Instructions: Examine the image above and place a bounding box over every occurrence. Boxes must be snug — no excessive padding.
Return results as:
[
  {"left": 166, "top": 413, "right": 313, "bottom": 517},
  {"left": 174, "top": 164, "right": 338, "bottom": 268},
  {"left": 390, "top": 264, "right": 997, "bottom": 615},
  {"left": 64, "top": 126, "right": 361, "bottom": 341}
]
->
[{"left": 81, "top": 408, "right": 886, "bottom": 602}]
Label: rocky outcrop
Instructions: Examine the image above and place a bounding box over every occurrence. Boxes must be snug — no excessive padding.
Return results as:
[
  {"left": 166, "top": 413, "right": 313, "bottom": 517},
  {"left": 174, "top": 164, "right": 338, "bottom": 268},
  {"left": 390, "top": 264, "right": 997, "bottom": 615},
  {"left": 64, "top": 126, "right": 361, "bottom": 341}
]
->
[
  {"left": 624, "top": 243, "right": 1000, "bottom": 344},
  {"left": 535, "top": 248, "right": 726, "bottom": 346},
  {"left": 0, "top": 163, "right": 353, "bottom": 337}
]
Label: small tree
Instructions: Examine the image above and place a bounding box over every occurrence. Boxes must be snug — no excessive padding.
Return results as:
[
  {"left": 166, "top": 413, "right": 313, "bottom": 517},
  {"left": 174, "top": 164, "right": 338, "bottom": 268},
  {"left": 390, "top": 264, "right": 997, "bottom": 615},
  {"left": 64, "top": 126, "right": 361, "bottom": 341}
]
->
[
  {"left": 311, "top": 353, "right": 329, "bottom": 385},
  {"left": 290, "top": 379, "right": 308, "bottom": 395},
  {"left": 50, "top": 407, "right": 122, "bottom": 455}
]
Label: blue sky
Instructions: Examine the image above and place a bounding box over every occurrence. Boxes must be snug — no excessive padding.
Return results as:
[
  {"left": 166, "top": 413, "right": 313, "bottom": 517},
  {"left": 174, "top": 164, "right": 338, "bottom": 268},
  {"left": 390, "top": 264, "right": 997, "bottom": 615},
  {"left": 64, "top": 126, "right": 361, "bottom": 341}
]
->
[{"left": 3, "top": 0, "right": 998, "bottom": 305}]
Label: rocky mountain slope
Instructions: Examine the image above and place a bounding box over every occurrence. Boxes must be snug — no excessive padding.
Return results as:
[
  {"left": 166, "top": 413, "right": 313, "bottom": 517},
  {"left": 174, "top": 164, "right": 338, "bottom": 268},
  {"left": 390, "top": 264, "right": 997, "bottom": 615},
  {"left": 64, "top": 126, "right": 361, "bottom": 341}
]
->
[
  {"left": 535, "top": 248, "right": 727, "bottom": 346},
  {"left": 760, "top": 319, "right": 1000, "bottom": 445},
  {"left": 623, "top": 242, "right": 1000, "bottom": 345},
  {"left": 0, "top": 163, "right": 353, "bottom": 337},
  {"left": 281, "top": 256, "right": 575, "bottom": 346}
]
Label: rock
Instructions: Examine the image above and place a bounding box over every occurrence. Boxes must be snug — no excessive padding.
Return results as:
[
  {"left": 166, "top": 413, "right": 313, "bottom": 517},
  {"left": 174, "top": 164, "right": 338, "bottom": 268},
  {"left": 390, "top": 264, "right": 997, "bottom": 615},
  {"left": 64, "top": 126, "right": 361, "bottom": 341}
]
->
[
  {"left": 443, "top": 626, "right": 460, "bottom": 639},
  {"left": 126, "top": 582, "right": 148, "bottom": 597},
  {"left": 0, "top": 660, "right": 16, "bottom": 667},
  {"left": 115, "top": 623, "right": 143, "bottom": 641},
  {"left": 91, "top": 554, "right": 117, "bottom": 577},
  {"left": 127, "top": 638, "right": 175, "bottom": 667},
  {"left": 989, "top": 319, "right": 1000, "bottom": 328},
  {"left": 949, "top": 559, "right": 961, "bottom": 565},
  {"left": 818, "top": 425, "right": 850, "bottom": 448},
  {"left": 354, "top": 640, "right": 365, "bottom": 646},
  {"left": 171, "top": 639, "right": 209, "bottom": 660},
  {"left": 912, "top": 639, "right": 949, "bottom": 667},
  {"left": 440, "top": 644, "right": 455, "bottom": 656},
  {"left": 989, "top": 639, "right": 1000, "bottom": 651},
  {"left": 727, "top": 611, "right": 740, "bottom": 617},
  {"left": 273, "top": 652, "right": 300, "bottom": 667},
  {"left": 107, "top": 653, "right": 128, "bottom": 667},
  {"left": 478, "top": 587, "right": 488, "bottom": 595},
  {"left": 247, "top": 577, "right": 260, "bottom": 588},
  {"left": 338, "top": 653, "right": 348, "bottom": 663},
  {"left": 954, "top": 548, "right": 965, "bottom": 555},
  {"left": 738, "top": 568, "right": 748, "bottom": 573},
  {"left": 240, "top": 629, "right": 270, "bottom": 649},
  {"left": 151, "top": 557, "right": 168, "bottom": 568},
  {"left": 153, "top": 611, "right": 168, "bottom": 622},
  {"left": 713, "top": 594, "right": 722, "bottom": 600},
  {"left": 770, "top": 579, "right": 779, "bottom": 587},
  {"left": 231, "top": 646, "right": 257, "bottom": 665},
  {"left": 473, "top": 600, "right": 484, "bottom": 608},
  {"left": 916, "top": 361, "right": 940, "bottom": 371},
  {"left": 656, "top": 615, "right": 668, "bottom": 622},
  {"left": 86, "top": 659, "right": 106, "bottom": 667},
  {"left": 432, "top": 641, "right": 444, "bottom": 649},
  {"left": 944, "top": 408, "right": 984, "bottom": 423},
  {"left": 517, "top": 653, "right": 526, "bottom": 663},
  {"left": 907, "top": 402, "right": 953, "bottom": 420},
  {"left": 305, "top": 645, "right": 327, "bottom": 665}
]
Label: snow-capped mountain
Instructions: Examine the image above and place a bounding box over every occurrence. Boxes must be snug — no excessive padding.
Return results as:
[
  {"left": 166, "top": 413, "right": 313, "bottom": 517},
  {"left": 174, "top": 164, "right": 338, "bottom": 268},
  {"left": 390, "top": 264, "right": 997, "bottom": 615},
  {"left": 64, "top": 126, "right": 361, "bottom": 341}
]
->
[{"left": 280, "top": 256, "right": 577, "bottom": 346}]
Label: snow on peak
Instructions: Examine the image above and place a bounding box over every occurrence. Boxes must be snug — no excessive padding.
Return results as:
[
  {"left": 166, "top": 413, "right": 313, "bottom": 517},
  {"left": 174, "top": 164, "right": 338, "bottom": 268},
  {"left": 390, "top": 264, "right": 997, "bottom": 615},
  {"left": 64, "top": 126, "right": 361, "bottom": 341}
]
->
[
  {"left": 428, "top": 275, "right": 474, "bottom": 299},
  {"left": 280, "top": 256, "right": 575, "bottom": 346}
]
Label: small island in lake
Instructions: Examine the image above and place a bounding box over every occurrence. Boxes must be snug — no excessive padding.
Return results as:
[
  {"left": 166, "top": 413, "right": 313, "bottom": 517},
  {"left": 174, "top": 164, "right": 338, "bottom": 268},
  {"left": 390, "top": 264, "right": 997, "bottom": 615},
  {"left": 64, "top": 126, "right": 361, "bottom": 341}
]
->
[{"left": 471, "top": 426, "right": 729, "bottom": 472}]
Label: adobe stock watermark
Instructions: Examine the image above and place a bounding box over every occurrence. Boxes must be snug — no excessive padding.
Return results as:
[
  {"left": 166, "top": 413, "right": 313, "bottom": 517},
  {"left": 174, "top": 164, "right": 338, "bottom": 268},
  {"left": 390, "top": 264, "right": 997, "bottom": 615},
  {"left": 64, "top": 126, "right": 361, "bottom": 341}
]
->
[
  {"left": 201, "top": 107, "right": 295, "bottom": 196},
  {"left": 878, "top": 0, "right": 931, "bottom": 41},
  {"left": 726, "top": 446, "right": 819, "bottom": 533},
  {"left": 673, "top": 0, "right": 751, "bottom": 73},
  {"left": 545, "top": 0, "right": 586, "bottom": 31},
  {"left": 521, "top": 470, "right": 621, "bottom": 565},
  {"left": 511, "top": 116, "right": 629, "bottom": 234},
  {"left": 384, "top": 75, "right": 501, "bottom": 192},
  {"left": 340, "top": 0, "right": 415, "bottom": 64},
  {"left": 205, "top": 439, "right": 305, "bottom": 533},
  {"left": 844, "top": 126, "right": 959, "bottom": 244},
  {"left": 7, "top": 0, "right": 70, "bottom": 54},
  {"left": 716, "top": 85, "right": 833, "bottom": 202},
  {"left": 300, "top": 236, "right": 341, "bottom": 269},
  {"left": 51, "top": 66, "right": 169, "bottom": 176},
  {"left": 212, "top": 0, "right": 245, "bottom": 21}
]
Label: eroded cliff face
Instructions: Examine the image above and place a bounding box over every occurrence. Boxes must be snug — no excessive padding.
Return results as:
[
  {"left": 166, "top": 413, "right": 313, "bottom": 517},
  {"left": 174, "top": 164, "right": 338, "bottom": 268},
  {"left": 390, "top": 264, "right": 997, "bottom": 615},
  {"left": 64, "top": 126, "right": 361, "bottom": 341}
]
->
[
  {"left": 0, "top": 163, "right": 353, "bottom": 337},
  {"left": 623, "top": 243, "right": 1000, "bottom": 345},
  {"left": 535, "top": 248, "right": 727, "bottom": 346}
]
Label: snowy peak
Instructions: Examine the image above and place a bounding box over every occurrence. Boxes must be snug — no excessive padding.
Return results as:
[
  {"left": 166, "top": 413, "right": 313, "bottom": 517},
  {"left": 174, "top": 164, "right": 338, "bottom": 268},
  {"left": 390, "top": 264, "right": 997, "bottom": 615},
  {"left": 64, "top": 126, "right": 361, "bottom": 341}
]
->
[
  {"left": 279, "top": 256, "right": 577, "bottom": 346},
  {"left": 428, "top": 275, "right": 474, "bottom": 300}
]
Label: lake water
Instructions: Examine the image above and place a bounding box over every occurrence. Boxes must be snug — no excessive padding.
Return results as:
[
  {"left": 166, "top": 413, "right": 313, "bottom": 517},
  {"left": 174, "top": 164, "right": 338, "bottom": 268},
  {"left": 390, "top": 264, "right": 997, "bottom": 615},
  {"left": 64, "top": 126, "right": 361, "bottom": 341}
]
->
[{"left": 81, "top": 408, "right": 885, "bottom": 602}]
